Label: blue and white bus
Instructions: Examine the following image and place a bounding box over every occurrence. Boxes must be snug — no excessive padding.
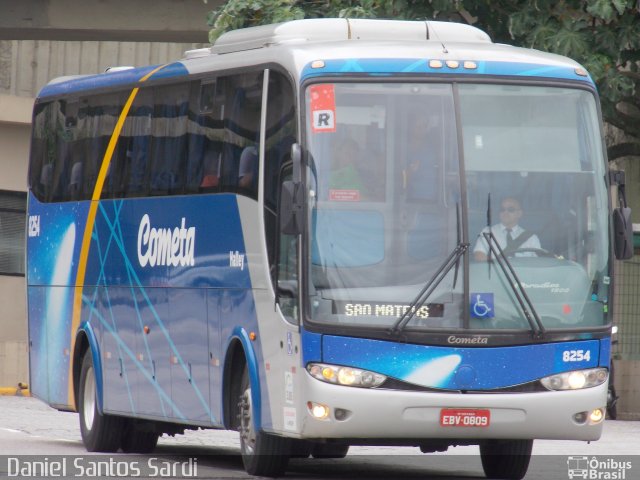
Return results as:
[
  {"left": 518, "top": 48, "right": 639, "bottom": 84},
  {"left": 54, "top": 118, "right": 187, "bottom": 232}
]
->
[{"left": 27, "top": 18, "right": 632, "bottom": 479}]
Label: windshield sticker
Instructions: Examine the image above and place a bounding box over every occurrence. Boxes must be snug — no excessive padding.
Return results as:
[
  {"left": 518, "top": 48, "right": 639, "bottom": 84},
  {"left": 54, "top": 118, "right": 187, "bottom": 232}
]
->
[
  {"left": 329, "top": 189, "right": 361, "bottom": 202},
  {"left": 310, "top": 84, "right": 337, "bottom": 133},
  {"left": 334, "top": 301, "right": 444, "bottom": 318},
  {"left": 521, "top": 282, "right": 569, "bottom": 294},
  {"left": 470, "top": 293, "right": 494, "bottom": 318}
]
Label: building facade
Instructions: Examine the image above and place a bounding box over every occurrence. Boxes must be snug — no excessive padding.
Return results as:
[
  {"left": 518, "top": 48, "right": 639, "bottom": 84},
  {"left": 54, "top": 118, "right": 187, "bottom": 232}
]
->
[{"left": 0, "top": 0, "right": 218, "bottom": 390}]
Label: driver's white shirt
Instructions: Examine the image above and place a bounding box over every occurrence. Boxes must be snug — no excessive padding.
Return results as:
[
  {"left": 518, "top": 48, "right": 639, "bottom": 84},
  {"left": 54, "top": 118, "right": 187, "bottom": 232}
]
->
[{"left": 473, "top": 223, "right": 541, "bottom": 257}]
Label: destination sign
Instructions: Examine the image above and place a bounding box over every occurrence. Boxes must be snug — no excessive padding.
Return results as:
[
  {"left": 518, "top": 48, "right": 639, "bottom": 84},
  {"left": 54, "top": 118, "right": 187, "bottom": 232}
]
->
[{"left": 333, "top": 301, "right": 444, "bottom": 318}]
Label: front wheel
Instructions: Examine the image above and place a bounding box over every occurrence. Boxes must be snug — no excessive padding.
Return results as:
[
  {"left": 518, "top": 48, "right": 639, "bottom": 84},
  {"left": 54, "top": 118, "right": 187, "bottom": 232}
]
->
[
  {"left": 480, "top": 439, "right": 533, "bottom": 480},
  {"left": 238, "top": 365, "right": 290, "bottom": 477},
  {"left": 78, "top": 350, "right": 124, "bottom": 452},
  {"left": 607, "top": 385, "right": 618, "bottom": 420}
]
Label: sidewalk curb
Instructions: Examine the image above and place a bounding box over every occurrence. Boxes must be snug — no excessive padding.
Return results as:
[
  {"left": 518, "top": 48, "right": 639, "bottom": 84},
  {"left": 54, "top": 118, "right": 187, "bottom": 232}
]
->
[{"left": 0, "top": 385, "right": 30, "bottom": 396}]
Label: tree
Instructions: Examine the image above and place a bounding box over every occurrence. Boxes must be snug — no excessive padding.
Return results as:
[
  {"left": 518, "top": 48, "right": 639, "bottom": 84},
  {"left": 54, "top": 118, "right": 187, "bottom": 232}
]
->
[{"left": 207, "top": 0, "right": 640, "bottom": 162}]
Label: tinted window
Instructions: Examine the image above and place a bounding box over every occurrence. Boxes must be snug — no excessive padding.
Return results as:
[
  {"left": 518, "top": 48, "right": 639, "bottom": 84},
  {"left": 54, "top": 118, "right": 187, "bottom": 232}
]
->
[
  {"left": 263, "top": 71, "right": 296, "bottom": 269},
  {"left": 148, "top": 84, "right": 189, "bottom": 196},
  {"left": 30, "top": 74, "right": 267, "bottom": 203},
  {"left": 185, "top": 81, "right": 224, "bottom": 194},
  {"left": 220, "top": 73, "right": 263, "bottom": 199}
]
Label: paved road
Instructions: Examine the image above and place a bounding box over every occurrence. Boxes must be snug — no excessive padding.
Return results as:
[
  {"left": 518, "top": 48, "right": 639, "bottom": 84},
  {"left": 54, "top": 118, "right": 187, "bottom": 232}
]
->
[{"left": 0, "top": 396, "right": 638, "bottom": 479}]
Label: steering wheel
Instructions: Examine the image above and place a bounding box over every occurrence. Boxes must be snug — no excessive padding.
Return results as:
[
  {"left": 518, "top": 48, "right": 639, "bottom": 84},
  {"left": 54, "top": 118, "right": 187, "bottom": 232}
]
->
[{"left": 506, "top": 247, "right": 556, "bottom": 258}]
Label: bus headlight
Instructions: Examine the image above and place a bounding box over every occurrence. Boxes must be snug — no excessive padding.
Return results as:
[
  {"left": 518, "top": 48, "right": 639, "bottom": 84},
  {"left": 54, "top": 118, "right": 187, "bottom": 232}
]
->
[
  {"left": 307, "top": 363, "right": 386, "bottom": 388},
  {"left": 540, "top": 368, "right": 608, "bottom": 391}
]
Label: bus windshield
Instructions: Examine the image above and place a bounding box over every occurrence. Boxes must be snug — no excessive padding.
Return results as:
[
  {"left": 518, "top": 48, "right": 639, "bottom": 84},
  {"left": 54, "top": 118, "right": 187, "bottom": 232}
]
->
[{"left": 304, "top": 82, "right": 609, "bottom": 332}]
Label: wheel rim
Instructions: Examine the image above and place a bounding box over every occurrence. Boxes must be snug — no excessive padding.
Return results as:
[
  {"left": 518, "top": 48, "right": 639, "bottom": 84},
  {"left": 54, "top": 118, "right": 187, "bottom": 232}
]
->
[
  {"left": 83, "top": 365, "right": 96, "bottom": 431},
  {"left": 238, "top": 387, "right": 256, "bottom": 455}
]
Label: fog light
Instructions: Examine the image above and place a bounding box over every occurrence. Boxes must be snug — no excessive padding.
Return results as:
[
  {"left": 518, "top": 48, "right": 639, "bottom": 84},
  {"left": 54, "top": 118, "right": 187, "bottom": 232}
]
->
[
  {"left": 308, "top": 401, "right": 329, "bottom": 420},
  {"left": 573, "top": 411, "right": 588, "bottom": 424},
  {"left": 589, "top": 408, "right": 605, "bottom": 424},
  {"left": 334, "top": 408, "right": 350, "bottom": 421}
]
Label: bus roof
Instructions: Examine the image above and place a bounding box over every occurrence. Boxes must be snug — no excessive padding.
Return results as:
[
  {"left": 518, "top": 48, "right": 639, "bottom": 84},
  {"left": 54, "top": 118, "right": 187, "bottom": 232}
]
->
[
  {"left": 37, "top": 18, "right": 592, "bottom": 99},
  {"left": 209, "top": 18, "right": 491, "bottom": 54}
]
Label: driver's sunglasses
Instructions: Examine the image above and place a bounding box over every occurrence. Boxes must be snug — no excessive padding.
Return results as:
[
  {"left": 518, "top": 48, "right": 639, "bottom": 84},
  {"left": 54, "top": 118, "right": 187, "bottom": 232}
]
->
[{"left": 500, "top": 206, "right": 519, "bottom": 213}]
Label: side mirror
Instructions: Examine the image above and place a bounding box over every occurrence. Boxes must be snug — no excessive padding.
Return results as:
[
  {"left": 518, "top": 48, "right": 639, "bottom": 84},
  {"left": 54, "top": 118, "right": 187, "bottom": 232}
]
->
[
  {"left": 610, "top": 170, "right": 633, "bottom": 260},
  {"left": 613, "top": 207, "right": 633, "bottom": 260},
  {"left": 280, "top": 180, "right": 304, "bottom": 235}
]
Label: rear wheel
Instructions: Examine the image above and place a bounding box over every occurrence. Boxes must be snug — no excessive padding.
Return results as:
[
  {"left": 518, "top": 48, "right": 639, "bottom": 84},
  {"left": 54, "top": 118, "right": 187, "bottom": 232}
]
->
[
  {"left": 78, "top": 350, "right": 124, "bottom": 452},
  {"left": 238, "top": 365, "right": 290, "bottom": 477},
  {"left": 480, "top": 439, "right": 533, "bottom": 480}
]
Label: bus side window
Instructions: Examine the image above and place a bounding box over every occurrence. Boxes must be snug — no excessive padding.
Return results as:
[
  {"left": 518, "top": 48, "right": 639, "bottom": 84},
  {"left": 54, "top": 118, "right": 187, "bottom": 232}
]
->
[
  {"left": 68, "top": 161, "right": 83, "bottom": 200},
  {"left": 29, "top": 102, "right": 55, "bottom": 202},
  {"left": 185, "top": 80, "right": 222, "bottom": 194},
  {"left": 97, "top": 93, "right": 127, "bottom": 199},
  {"left": 82, "top": 98, "right": 109, "bottom": 198},
  {"left": 220, "top": 73, "right": 263, "bottom": 199},
  {"left": 120, "top": 89, "right": 152, "bottom": 198},
  {"left": 50, "top": 100, "right": 77, "bottom": 202},
  {"left": 149, "top": 84, "right": 189, "bottom": 196}
]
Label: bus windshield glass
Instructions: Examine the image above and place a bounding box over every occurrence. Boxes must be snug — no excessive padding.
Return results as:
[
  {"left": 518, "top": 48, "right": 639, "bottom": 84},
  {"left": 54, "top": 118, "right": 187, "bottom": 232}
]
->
[{"left": 304, "top": 82, "right": 609, "bottom": 332}]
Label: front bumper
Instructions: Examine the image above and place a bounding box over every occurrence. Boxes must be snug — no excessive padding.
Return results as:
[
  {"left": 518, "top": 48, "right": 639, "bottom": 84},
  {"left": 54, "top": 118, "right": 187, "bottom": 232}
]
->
[{"left": 297, "top": 372, "right": 606, "bottom": 442}]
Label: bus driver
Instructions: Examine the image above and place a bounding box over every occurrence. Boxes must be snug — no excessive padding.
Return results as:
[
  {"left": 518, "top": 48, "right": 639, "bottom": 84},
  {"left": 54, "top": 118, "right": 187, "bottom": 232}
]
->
[{"left": 473, "top": 196, "right": 541, "bottom": 261}]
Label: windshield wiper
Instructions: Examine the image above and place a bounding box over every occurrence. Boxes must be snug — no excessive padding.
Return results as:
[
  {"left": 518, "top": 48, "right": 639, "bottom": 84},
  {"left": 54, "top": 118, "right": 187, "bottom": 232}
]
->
[
  {"left": 482, "top": 231, "right": 546, "bottom": 339},
  {"left": 389, "top": 242, "right": 469, "bottom": 336}
]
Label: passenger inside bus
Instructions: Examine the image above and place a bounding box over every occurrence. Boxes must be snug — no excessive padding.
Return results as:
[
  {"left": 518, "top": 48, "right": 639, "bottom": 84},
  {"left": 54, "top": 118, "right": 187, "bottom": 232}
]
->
[
  {"left": 200, "top": 150, "right": 220, "bottom": 190},
  {"left": 328, "top": 137, "right": 365, "bottom": 195},
  {"left": 68, "top": 161, "right": 83, "bottom": 200},
  {"left": 403, "top": 111, "right": 440, "bottom": 202},
  {"left": 238, "top": 145, "right": 258, "bottom": 191},
  {"left": 473, "top": 196, "right": 541, "bottom": 261}
]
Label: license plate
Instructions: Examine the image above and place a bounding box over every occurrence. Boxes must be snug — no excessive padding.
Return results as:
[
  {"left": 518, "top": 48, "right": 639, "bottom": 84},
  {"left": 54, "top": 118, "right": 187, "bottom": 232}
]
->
[{"left": 440, "top": 408, "right": 490, "bottom": 427}]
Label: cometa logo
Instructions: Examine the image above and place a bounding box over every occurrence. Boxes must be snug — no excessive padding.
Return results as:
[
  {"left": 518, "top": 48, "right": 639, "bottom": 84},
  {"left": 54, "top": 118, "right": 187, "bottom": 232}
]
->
[
  {"left": 447, "top": 336, "right": 489, "bottom": 345},
  {"left": 137, "top": 214, "right": 195, "bottom": 267}
]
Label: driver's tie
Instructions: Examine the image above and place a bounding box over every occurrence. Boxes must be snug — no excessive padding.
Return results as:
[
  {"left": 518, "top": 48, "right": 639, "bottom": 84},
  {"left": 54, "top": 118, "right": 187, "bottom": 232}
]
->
[{"left": 506, "top": 228, "right": 515, "bottom": 249}]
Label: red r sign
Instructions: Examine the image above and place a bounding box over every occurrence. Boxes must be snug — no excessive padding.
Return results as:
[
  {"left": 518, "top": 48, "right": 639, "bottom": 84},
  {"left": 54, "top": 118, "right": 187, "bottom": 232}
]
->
[{"left": 309, "top": 84, "right": 337, "bottom": 133}]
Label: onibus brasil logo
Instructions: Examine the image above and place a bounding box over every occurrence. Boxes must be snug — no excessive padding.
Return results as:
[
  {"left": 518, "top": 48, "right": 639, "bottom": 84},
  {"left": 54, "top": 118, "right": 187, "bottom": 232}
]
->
[{"left": 567, "top": 456, "right": 632, "bottom": 479}]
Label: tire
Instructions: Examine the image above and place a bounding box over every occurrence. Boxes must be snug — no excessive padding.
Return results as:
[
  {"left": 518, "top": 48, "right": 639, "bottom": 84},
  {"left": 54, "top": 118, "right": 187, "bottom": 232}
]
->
[
  {"left": 607, "top": 374, "right": 618, "bottom": 420},
  {"left": 607, "top": 389, "right": 618, "bottom": 420},
  {"left": 480, "top": 439, "right": 533, "bottom": 480},
  {"left": 121, "top": 420, "right": 159, "bottom": 453},
  {"left": 78, "top": 350, "right": 124, "bottom": 452},
  {"left": 311, "top": 443, "right": 349, "bottom": 459},
  {"left": 238, "top": 365, "right": 290, "bottom": 477}
]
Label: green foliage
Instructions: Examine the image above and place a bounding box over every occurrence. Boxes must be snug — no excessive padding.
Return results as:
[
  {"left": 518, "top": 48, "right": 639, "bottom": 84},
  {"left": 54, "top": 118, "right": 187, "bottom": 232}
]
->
[
  {"left": 492, "top": 0, "right": 640, "bottom": 159},
  {"left": 207, "top": 0, "right": 306, "bottom": 43},
  {"left": 207, "top": 0, "right": 640, "bottom": 160}
]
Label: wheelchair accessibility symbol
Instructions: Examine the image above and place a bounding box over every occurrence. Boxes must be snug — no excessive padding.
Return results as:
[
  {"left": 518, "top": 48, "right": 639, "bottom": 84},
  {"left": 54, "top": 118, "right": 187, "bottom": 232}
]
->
[{"left": 471, "top": 293, "right": 494, "bottom": 318}]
